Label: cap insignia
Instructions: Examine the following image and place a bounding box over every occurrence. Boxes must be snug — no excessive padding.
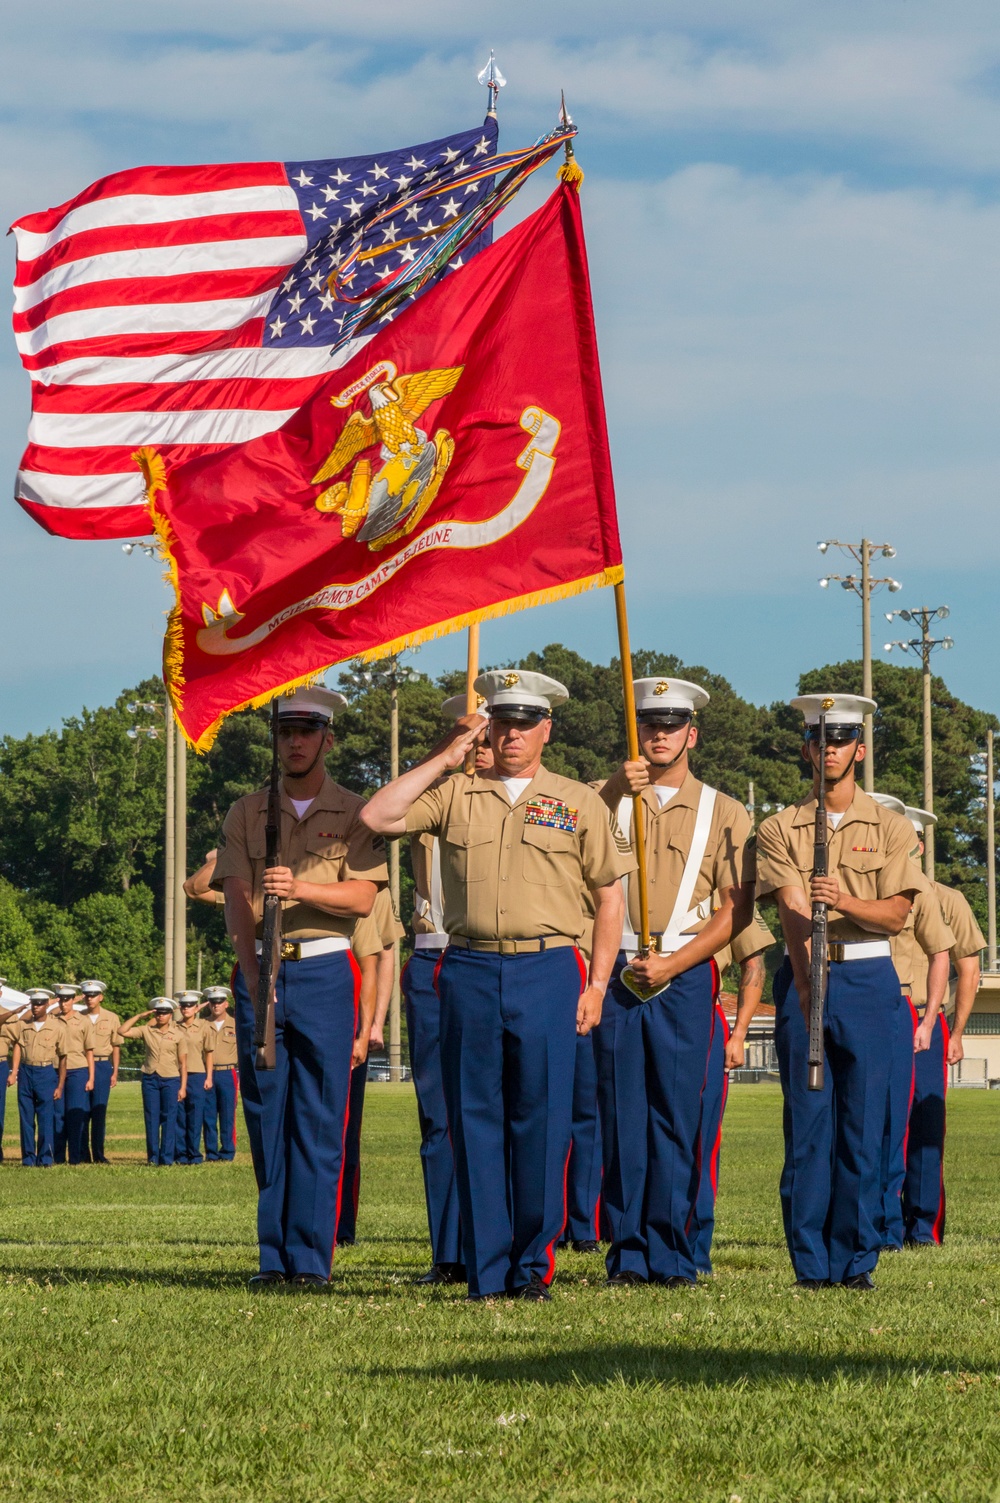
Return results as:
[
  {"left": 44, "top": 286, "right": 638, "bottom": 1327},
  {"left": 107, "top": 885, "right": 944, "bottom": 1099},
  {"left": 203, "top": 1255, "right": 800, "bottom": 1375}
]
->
[
  {"left": 653, "top": 681, "right": 671, "bottom": 695},
  {"left": 821, "top": 697, "right": 836, "bottom": 710},
  {"left": 501, "top": 672, "right": 520, "bottom": 689}
]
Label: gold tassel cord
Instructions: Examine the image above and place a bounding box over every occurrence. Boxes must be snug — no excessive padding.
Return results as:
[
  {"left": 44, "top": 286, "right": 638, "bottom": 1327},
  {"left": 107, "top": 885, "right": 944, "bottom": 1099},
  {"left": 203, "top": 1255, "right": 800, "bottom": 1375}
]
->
[
  {"left": 172, "top": 564, "right": 624, "bottom": 754},
  {"left": 557, "top": 158, "right": 584, "bottom": 190}
]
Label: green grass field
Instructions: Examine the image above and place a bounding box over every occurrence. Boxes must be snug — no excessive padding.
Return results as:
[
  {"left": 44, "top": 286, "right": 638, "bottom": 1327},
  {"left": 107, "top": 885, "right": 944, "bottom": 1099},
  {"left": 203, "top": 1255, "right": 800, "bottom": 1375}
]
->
[{"left": 2, "top": 1082, "right": 1000, "bottom": 1502}]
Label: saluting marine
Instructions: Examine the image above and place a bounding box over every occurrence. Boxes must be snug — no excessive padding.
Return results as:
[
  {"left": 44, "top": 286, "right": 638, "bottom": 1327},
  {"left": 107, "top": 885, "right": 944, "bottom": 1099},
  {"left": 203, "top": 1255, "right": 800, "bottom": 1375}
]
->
[
  {"left": 756, "top": 694, "right": 929, "bottom": 1289},
  {"left": 900, "top": 806, "right": 986, "bottom": 1246},
  {"left": 79, "top": 980, "right": 122, "bottom": 1164},
  {"left": 174, "top": 991, "right": 214, "bottom": 1165},
  {"left": 402, "top": 692, "right": 491, "bottom": 1286},
  {"left": 119, "top": 999, "right": 189, "bottom": 1165},
  {"left": 871, "top": 794, "right": 954, "bottom": 1252},
  {"left": 363, "top": 669, "right": 632, "bottom": 1302},
  {"left": 594, "top": 678, "right": 755, "bottom": 1288},
  {"left": 213, "top": 687, "right": 387, "bottom": 1290},
  {"left": 201, "top": 987, "right": 239, "bottom": 1162}
]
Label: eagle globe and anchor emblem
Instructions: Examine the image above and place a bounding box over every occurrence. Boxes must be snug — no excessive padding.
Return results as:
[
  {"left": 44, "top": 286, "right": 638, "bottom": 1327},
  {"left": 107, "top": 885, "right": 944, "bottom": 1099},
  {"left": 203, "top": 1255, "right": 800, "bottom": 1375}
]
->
[{"left": 311, "top": 361, "right": 463, "bottom": 551}]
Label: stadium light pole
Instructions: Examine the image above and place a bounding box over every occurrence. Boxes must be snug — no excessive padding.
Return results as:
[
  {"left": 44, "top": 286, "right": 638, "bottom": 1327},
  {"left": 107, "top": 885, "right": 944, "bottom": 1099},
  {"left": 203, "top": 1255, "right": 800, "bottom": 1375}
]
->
[
  {"left": 124, "top": 540, "right": 186, "bottom": 993},
  {"left": 818, "top": 538, "right": 901, "bottom": 793},
  {"left": 884, "top": 605, "right": 953, "bottom": 879},
  {"left": 987, "top": 731, "right": 997, "bottom": 972},
  {"left": 342, "top": 654, "right": 421, "bottom": 1082},
  {"left": 127, "top": 696, "right": 175, "bottom": 994}
]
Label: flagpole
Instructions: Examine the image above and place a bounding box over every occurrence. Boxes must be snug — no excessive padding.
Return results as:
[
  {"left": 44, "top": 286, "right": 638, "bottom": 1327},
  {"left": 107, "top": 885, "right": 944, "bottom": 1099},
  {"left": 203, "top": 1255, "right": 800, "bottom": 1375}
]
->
[
  {"left": 464, "top": 622, "right": 480, "bottom": 775},
  {"left": 613, "top": 580, "right": 652, "bottom": 953}
]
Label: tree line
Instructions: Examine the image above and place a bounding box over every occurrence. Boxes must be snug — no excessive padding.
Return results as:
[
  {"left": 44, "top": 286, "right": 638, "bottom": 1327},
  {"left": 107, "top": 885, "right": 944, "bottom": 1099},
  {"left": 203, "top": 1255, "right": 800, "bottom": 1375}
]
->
[{"left": 0, "top": 644, "right": 994, "bottom": 1011}]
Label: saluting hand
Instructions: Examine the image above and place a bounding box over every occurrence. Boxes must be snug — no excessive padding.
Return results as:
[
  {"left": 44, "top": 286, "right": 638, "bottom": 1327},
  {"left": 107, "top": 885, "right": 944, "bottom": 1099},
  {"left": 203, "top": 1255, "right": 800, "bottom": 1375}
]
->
[
  {"left": 263, "top": 866, "right": 300, "bottom": 900},
  {"left": 622, "top": 759, "right": 651, "bottom": 795},
  {"left": 438, "top": 714, "right": 487, "bottom": 770}
]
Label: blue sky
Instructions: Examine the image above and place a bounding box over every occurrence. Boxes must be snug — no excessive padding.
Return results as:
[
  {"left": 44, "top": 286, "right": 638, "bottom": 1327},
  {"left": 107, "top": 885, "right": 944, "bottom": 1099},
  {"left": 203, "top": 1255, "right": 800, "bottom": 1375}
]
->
[{"left": 3, "top": 0, "right": 1000, "bottom": 736}]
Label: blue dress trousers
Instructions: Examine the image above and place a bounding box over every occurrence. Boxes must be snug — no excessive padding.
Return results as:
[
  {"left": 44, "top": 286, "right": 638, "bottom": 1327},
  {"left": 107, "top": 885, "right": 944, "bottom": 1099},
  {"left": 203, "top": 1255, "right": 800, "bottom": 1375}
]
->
[
  {"left": 437, "top": 944, "right": 582, "bottom": 1299},
  {"left": 235, "top": 949, "right": 360, "bottom": 1279},
  {"left": 774, "top": 955, "right": 899, "bottom": 1283},
  {"left": 402, "top": 947, "right": 463, "bottom": 1268}
]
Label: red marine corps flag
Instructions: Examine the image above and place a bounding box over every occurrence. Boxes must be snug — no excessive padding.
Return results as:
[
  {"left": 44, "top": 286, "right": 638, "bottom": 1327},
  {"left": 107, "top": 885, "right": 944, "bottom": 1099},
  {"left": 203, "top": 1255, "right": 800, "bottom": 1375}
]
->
[{"left": 146, "top": 180, "right": 623, "bottom": 749}]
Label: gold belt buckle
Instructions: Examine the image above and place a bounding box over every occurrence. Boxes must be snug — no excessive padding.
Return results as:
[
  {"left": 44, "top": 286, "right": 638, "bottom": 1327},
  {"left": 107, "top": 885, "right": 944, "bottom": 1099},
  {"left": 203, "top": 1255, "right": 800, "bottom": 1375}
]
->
[
  {"left": 280, "top": 941, "right": 301, "bottom": 962},
  {"left": 827, "top": 942, "right": 846, "bottom": 963}
]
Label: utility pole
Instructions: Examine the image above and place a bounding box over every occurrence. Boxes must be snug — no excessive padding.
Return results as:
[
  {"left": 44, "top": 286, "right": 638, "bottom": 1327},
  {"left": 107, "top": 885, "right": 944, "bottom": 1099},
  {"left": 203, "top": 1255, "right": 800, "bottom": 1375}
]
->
[
  {"left": 884, "top": 606, "right": 952, "bottom": 879},
  {"left": 988, "top": 730, "right": 997, "bottom": 972},
  {"left": 173, "top": 718, "right": 187, "bottom": 991},
  {"left": 818, "top": 538, "right": 901, "bottom": 792},
  {"left": 388, "top": 671, "right": 402, "bottom": 1082},
  {"left": 165, "top": 705, "right": 175, "bottom": 996}
]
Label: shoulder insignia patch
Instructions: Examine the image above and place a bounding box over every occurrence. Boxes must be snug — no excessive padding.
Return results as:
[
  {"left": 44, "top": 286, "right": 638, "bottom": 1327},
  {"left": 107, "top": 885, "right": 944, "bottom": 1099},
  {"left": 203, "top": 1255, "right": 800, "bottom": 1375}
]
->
[
  {"left": 217, "top": 833, "right": 227, "bottom": 849},
  {"left": 909, "top": 845, "right": 921, "bottom": 860},
  {"left": 524, "top": 796, "right": 579, "bottom": 832},
  {"left": 372, "top": 835, "right": 386, "bottom": 852}
]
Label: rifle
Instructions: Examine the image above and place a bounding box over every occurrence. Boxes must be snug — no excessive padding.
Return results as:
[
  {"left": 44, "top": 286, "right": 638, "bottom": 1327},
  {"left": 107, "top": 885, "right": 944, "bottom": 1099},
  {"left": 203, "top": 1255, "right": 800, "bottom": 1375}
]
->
[
  {"left": 254, "top": 700, "right": 280, "bottom": 1071},
  {"left": 808, "top": 698, "right": 835, "bottom": 1091}
]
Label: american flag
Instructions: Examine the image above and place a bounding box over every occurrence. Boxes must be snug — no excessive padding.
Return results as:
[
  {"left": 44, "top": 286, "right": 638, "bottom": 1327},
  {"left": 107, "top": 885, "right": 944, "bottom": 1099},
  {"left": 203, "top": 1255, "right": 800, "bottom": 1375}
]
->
[{"left": 11, "top": 120, "right": 498, "bottom": 541}]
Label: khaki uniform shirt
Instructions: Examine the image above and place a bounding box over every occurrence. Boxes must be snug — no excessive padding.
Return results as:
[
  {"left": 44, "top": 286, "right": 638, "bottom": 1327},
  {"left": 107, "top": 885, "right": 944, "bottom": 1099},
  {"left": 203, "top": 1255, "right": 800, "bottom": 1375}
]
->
[
  {"left": 82, "top": 1007, "right": 124, "bottom": 1060},
  {"left": 910, "top": 882, "right": 986, "bottom": 1011},
  {"left": 597, "top": 770, "right": 755, "bottom": 938},
  {"left": 890, "top": 890, "right": 956, "bottom": 994},
  {"left": 179, "top": 1017, "right": 216, "bottom": 1073},
  {"left": 14, "top": 1018, "right": 63, "bottom": 1068},
  {"left": 756, "top": 789, "right": 929, "bottom": 942},
  {"left": 212, "top": 774, "right": 388, "bottom": 940},
  {"left": 0, "top": 1019, "right": 23, "bottom": 1063},
  {"left": 715, "top": 906, "right": 777, "bottom": 973},
  {"left": 404, "top": 767, "right": 634, "bottom": 942},
  {"left": 353, "top": 886, "right": 405, "bottom": 959},
  {"left": 55, "top": 1011, "right": 94, "bottom": 1070},
  {"left": 209, "top": 1015, "right": 238, "bottom": 1067},
  {"left": 136, "top": 1023, "right": 188, "bottom": 1078}
]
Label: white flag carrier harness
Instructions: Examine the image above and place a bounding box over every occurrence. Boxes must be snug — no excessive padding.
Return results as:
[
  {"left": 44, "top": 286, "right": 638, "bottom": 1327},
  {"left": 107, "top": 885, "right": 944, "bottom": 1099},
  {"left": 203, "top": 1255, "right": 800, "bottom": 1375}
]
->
[{"left": 615, "top": 785, "right": 718, "bottom": 959}]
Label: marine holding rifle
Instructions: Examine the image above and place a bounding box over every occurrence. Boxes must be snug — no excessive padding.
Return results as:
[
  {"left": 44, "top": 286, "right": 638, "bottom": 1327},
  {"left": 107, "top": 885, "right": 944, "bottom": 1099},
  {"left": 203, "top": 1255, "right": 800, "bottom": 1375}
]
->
[
  {"left": 755, "top": 694, "right": 929, "bottom": 1291},
  {"left": 212, "top": 687, "right": 388, "bottom": 1290}
]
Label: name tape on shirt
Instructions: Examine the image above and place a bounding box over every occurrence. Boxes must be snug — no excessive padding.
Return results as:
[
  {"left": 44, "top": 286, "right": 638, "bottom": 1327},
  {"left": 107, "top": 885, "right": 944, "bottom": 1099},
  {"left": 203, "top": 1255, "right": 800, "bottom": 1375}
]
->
[{"left": 523, "top": 796, "right": 579, "bottom": 832}]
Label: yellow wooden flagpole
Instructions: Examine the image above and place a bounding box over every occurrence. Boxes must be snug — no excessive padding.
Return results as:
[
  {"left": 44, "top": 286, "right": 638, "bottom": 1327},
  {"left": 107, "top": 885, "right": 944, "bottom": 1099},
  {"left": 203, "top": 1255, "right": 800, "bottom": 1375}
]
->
[
  {"left": 464, "top": 622, "right": 480, "bottom": 774},
  {"left": 614, "top": 579, "right": 652, "bottom": 954}
]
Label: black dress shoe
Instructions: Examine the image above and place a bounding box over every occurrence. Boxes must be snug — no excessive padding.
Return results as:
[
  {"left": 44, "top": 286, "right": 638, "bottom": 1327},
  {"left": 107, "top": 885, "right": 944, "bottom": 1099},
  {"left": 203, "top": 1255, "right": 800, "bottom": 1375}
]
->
[
  {"left": 605, "top": 1270, "right": 647, "bottom": 1287},
  {"left": 416, "top": 1263, "right": 466, "bottom": 1286},
  {"left": 841, "top": 1272, "right": 876, "bottom": 1290},
  {"left": 655, "top": 1275, "right": 697, "bottom": 1289},
  {"left": 288, "top": 1272, "right": 330, "bottom": 1291},
  {"left": 336, "top": 1235, "right": 355, "bottom": 1247},
  {"left": 794, "top": 1278, "right": 829, "bottom": 1290},
  {"left": 513, "top": 1275, "right": 552, "bottom": 1302},
  {"left": 571, "top": 1239, "right": 601, "bottom": 1254},
  {"left": 248, "top": 1271, "right": 286, "bottom": 1290}
]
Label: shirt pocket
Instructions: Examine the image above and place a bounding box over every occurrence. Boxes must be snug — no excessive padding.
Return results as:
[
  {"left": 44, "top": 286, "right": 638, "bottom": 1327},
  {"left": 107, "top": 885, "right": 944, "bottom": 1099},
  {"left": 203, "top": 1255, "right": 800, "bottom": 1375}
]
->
[
  {"left": 442, "top": 823, "right": 495, "bottom": 883},
  {"left": 838, "top": 848, "right": 885, "bottom": 895},
  {"left": 520, "top": 823, "right": 578, "bottom": 885},
  {"left": 305, "top": 835, "right": 349, "bottom": 869}
]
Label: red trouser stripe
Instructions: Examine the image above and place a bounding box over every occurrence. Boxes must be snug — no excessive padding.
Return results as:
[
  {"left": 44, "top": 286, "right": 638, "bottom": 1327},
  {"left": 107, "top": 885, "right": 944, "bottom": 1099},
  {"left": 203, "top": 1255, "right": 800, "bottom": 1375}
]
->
[
  {"left": 330, "top": 952, "right": 362, "bottom": 1271},
  {"left": 931, "top": 1015, "right": 950, "bottom": 1245},
  {"left": 901, "top": 996, "right": 918, "bottom": 1169}
]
